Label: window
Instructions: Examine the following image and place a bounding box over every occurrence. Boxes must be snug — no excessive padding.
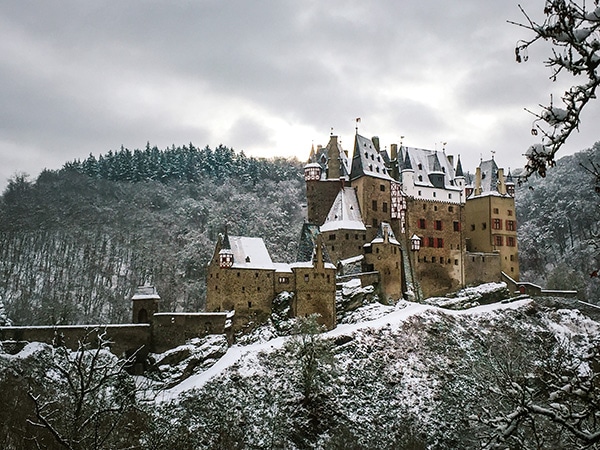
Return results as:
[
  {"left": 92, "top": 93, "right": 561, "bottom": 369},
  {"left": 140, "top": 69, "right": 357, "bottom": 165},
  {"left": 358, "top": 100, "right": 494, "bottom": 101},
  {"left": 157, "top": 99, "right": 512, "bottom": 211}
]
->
[
  {"left": 304, "top": 274, "right": 309, "bottom": 282},
  {"left": 382, "top": 202, "right": 388, "bottom": 213},
  {"left": 453, "top": 221, "right": 460, "bottom": 232},
  {"left": 345, "top": 233, "right": 349, "bottom": 240},
  {"left": 418, "top": 190, "right": 422, "bottom": 196},
  {"left": 418, "top": 175, "right": 423, "bottom": 182},
  {"left": 493, "top": 208, "right": 499, "bottom": 214},
  {"left": 492, "top": 219, "right": 502, "bottom": 230},
  {"left": 506, "top": 220, "right": 516, "bottom": 231},
  {"left": 427, "top": 237, "right": 435, "bottom": 247},
  {"left": 418, "top": 218, "right": 427, "bottom": 229},
  {"left": 470, "top": 224, "right": 475, "bottom": 231},
  {"left": 248, "top": 301, "right": 252, "bottom": 308},
  {"left": 434, "top": 220, "right": 443, "bottom": 230},
  {"left": 448, "top": 194, "right": 452, "bottom": 199},
  {"left": 508, "top": 209, "right": 513, "bottom": 216},
  {"left": 422, "top": 203, "right": 427, "bottom": 210},
  {"left": 510, "top": 254, "right": 515, "bottom": 261},
  {"left": 433, "top": 192, "right": 436, "bottom": 197},
  {"left": 278, "top": 276, "right": 289, "bottom": 284},
  {"left": 432, "top": 256, "right": 436, "bottom": 263},
  {"left": 436, "top": 238, "right": 444, "bottom": 248},
  {"left": 372, "top": 200, "right": 378, "bottom": 211},
  {"left": 448, "top": 206, "right": 454, "bottom": 212},
  {"left": 380, "top": 184, "right": 385, "bottom": 192},
  {"left": 454, "top": 259, "right": 459, "bottom": 265},
  {"left": 482, "top": 222, "right": 487, "bottom": 230},
  {"left": 494, "top": 235, "right": 503, "bottom": 246},
  {"left": 434, "top": 205, "right": 438, "bottom": 211},
  {"left": 507, "top": 237, "right": 516, "bottom": 247},
  {"left": 255, "top": 272, "right": 259, "bottom": 278},
  {"left": 328, "top": 234, "right": 336, "bottom": 240}
]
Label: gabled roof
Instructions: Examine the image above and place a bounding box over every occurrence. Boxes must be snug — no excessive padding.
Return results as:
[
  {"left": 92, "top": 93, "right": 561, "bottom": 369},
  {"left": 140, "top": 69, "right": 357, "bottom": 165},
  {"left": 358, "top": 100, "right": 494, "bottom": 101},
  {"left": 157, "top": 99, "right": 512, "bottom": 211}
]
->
[
  {"left": 320, "top": 187, "right": 366, "bottom": 232},
  {"left": 369, "top": 222, "right": 400, "bottom": 246},
  {"left": 295, "top": 223, "right": 334, "bottom": 266},
  {"left": 402, "top": 147, "right": 459, "bottom": 189},
  {"left": 227, "top": 236, "right": 276, "bottom": 270},
  {"left": 478, "top": 159, "right": 499, "bottom": 193},
  {"left": 350, "top": 134, "right": 393, "bottom": 181}
]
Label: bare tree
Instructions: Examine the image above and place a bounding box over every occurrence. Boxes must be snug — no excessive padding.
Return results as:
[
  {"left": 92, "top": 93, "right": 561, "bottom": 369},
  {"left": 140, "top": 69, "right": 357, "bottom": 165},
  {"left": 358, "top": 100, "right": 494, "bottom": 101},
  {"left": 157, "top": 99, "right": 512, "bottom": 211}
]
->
[
  {"left": 27, "top": 330, "right": 143, "bottom": 450},
  {"left": 511, "top": 0, "right": 600, "bottom": 179},
  {"left": 472, "top": 334, "right": 600, "bottom": 449}
]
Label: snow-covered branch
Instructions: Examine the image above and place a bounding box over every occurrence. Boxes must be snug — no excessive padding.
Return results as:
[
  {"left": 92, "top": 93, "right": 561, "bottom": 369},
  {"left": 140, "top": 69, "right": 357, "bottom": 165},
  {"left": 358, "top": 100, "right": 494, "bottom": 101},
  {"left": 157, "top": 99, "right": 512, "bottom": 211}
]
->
[{"left": 512, "top": 1, "right": 600, "bottom": 180}]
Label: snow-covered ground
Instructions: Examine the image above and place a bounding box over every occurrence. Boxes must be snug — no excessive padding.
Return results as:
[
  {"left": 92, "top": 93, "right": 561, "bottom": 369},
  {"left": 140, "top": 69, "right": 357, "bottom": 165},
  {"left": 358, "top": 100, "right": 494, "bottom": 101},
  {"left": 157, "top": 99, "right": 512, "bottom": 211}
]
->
[{"left": 160, "top": 296, "right": 531, "bottom": 401}]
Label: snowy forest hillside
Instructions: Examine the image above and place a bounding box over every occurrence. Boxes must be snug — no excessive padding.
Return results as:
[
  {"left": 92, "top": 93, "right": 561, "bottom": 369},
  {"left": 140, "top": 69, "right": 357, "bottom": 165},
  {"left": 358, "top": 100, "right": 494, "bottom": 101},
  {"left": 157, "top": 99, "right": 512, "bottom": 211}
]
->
[
  {"left": 1, "top": 140, "right": 599, "bottom": 326},
  {"left": 0, "top": 144, "right": 305, "bottom": 325},
  {"left": 516, "top": 142, "right": 600, "bottom": 301}
]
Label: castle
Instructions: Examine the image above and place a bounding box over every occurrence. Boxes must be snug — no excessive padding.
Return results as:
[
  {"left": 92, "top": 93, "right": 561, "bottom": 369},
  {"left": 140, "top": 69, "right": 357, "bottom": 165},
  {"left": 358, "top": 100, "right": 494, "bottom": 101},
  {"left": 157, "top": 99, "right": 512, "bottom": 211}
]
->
[{"left": 206, "top": 131, "right": 519, "bottom": 332}]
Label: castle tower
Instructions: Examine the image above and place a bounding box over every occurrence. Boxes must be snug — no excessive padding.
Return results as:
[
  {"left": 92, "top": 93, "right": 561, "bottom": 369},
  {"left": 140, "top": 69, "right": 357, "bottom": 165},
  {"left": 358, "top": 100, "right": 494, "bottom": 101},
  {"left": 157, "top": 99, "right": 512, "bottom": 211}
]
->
[
  {"left": 291, "top": 234, "right": 337, "bottom": 330},
  {"left": 131, "top": 285, "right": 160, "bottom": 324},
  {"left": 464, "top": 159, "right": 519, "bottom": 280},
  {"left": 304, "top": 135, "right": 348, "bottom": 226}
]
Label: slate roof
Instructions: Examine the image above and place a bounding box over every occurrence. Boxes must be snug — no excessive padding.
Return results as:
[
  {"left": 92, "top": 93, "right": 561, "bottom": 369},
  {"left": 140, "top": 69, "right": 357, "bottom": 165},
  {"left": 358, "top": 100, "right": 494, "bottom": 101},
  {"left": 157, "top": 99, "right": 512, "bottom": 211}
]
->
[
  {"left": 320, "top": 187, "right": 366, "bottom": 232},
  {"left": 478, "top": 159, "right": 499, "bottom": 194},
  {"left": 401, "top": 147, "right": 460, "bottom": 189},
  {"left": 455, "top": 155, "right": 464, "bottom": 177},
  {"left": 311, "top": 137, "right": 350, "bottom": 179},
  {"left": 350, "top": 134, "right": 394, "bottom": 181},
  {"left": 296, "top": 223, "right": 333, "bottom": 265},
  {"left": 370, "top": 222, "right": 400, "bottom": 246}
]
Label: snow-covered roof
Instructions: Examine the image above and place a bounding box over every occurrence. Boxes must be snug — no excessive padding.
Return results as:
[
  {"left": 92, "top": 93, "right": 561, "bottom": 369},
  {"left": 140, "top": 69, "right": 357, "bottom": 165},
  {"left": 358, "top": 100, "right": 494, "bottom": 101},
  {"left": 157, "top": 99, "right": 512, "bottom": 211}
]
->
[
  {"left": 274, "top": 263, "right": 292, "bottom": 273},
  {"left": 339, "top": 254, "right": 364, "bottom": 265},
  {"left": 350, "top": 134, "right": 394, "bottom": 181},
  {"left": 132, "top": 285, "right": 160, "bottom": 300},
  {"left": 290, "top": 261, "right": 336, "bottom": 270},
  {"left": 227, "top": 236, "right": 276, "bottom": 270},
  {"left": 401, "top": 147, "right": 461, "bottom": 190},
  {"left": 320, "top": 187, "right": 366, "bottom": 232},
  {"left": 479, "top": 159, "right": 499, "bottom": 193}
]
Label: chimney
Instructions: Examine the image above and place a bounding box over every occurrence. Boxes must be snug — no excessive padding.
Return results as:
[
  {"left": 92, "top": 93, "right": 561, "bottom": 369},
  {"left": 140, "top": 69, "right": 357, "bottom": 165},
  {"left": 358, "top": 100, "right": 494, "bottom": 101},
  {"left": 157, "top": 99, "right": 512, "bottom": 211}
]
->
[
  {"left": 372, "top": 136, "right": 380, "bottom": 152},
  {"left": 475, "top": 167, "right": 482, "bottom": 196},
  {"left": 390, "top": 143, "right": 398, "bottom": 160}
]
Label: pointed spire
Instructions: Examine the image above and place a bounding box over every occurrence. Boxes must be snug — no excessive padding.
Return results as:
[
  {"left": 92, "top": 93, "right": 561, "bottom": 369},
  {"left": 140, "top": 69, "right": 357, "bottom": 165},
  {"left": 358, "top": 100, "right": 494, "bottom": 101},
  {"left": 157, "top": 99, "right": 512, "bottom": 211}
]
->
[
  {"left": 506, "top": 167, "right": 514, "bottom": 183},
  {"left": 455, "top": 154, "right": 464, "bottom": 177},
  {"left": 402, "top": 150, "right": 413, "bottom": 170},
  {"left": 308, "top": 142, "right": 315, "bottom": 163}
]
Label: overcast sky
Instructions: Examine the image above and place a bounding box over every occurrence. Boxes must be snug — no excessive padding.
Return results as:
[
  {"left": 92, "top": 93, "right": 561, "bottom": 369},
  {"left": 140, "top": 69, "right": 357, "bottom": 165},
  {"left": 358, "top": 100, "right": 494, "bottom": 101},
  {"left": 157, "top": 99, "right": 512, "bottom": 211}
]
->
[{"left": 1, "top": 1, "right": 599, "bottom": 189}]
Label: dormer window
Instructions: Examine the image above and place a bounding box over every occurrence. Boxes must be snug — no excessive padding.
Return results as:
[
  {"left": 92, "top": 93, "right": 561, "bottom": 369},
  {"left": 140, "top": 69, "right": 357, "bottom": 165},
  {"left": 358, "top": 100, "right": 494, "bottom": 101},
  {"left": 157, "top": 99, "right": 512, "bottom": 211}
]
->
[
  {"left": 245, "top": 256, "right": 251, "bottom": 263},
  {"left": 418, "top": 163, "right": 423, "bottom": 170}
]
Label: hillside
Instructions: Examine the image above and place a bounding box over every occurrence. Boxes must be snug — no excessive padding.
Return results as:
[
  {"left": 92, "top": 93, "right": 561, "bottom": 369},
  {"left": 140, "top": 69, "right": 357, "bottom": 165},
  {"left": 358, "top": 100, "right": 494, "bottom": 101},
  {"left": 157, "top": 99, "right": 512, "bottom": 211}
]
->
[
  {"left": 515, "top": 142, "right": 600, "bottom": 301},
  {"left": 0, "top": 144, "right": 304, "bottom": 326},
  {"left": 3, "top": 290, "right": 599, "bottom": 449}
]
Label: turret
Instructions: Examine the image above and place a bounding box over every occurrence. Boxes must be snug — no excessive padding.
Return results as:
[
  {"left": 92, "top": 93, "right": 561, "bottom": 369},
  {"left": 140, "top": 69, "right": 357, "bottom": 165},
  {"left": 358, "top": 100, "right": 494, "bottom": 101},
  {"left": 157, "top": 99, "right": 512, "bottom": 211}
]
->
[
  {"left": 304, "top": 162, "right": 322, "bottom": 181},
  {"left": 219, "top": 232, "right": 234, "bottom": 268}
]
